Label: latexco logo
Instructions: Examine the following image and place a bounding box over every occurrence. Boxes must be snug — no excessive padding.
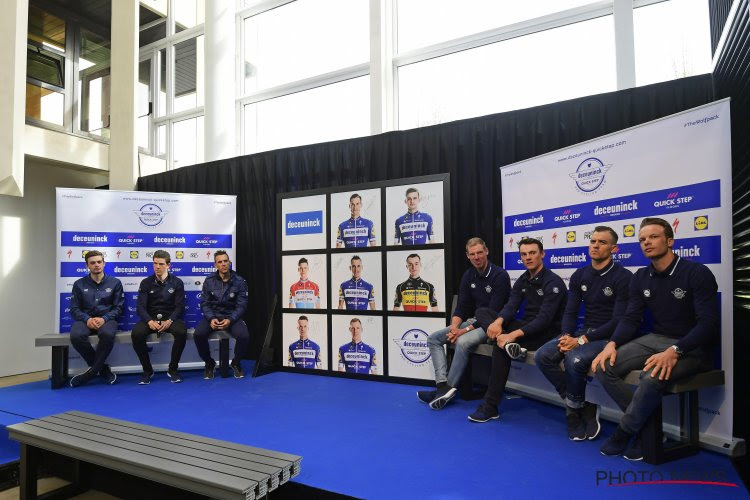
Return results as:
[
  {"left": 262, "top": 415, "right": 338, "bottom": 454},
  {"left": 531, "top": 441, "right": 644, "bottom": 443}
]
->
[
  {"left": 694, "top": 215, "right": 708, "bottom": 231},
  {"left": 286, "top": 210, "right": 323, "bottom": 236}
]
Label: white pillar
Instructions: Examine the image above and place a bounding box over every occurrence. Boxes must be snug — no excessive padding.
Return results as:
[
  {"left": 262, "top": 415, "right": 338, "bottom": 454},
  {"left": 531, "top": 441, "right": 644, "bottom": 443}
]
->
[
  {"left": 0, "top": 0, "right": 29, "bottom": 197},
  {"left": 613, "top": 0, "right": 636, "bottom": 90},
  {"left": 204, "top": 0, "right": 236, "bottom": 162},
  {"left": 370, "top": 0, "right": 394, "bottom": 134},
  {"left": 109, "top": 0, "right": 139, "bottom": 190}
]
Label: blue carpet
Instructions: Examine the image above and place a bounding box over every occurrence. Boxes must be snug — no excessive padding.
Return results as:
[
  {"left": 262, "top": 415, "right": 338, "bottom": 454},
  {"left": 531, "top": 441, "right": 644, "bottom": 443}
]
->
[{"left": 0, "top": 363, "right": 746, "bottom": 499}]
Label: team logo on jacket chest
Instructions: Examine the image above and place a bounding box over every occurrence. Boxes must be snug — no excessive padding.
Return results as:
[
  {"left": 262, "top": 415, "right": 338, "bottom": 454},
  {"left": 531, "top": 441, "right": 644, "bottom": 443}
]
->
[
  {"left": 643, "top": 289, "right": 651, "bottom": 298},
  {"left": 671, "top": 288, "right": 686, "bottom": 299},
  {"left": 168, "top": 288, "right": 175, "bottom": 293},
  {"left": 581, "top": 284, "right": 588, "bottom": 292},
  {"left": 485, "top": 285, "right": 492, "bottom": 293},
  {"left": 537, "top": 289, "right": 544, "bottom": 296},
  {"left": 603, "top": 287, "right": 613, "bottom": 296}
]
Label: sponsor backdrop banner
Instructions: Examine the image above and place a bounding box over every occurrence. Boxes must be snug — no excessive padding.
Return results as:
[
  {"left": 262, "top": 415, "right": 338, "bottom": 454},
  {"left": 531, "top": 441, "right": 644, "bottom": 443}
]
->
[
  {"left": 56, "top": 188, "right": 237, "bottom": 372},
  {"left": 500, "top": 100, "right": 733, "bottom": 445}
]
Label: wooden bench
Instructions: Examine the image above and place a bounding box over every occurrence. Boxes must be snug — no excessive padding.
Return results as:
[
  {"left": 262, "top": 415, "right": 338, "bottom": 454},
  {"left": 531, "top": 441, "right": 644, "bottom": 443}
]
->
[
  {"left": 458, "top": 342, "right": 724, "bottom": 464},
  {"left": 36, "top": 331, "right": 233, "bottom": 389},
  {"left": 7, "top": 410, "right": 301, "bottom": 500}
]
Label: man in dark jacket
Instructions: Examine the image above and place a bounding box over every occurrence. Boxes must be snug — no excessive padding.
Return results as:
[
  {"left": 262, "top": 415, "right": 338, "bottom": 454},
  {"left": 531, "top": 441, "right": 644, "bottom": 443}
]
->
[
  {"left": 195, "top": 250, "right": 249, "bottom": 379},
  {"left": 69, "top": 250, "right": 124, "bottom": 387},
  {"left": 131, "top": 250, "right": 187, "bottom": 384}
]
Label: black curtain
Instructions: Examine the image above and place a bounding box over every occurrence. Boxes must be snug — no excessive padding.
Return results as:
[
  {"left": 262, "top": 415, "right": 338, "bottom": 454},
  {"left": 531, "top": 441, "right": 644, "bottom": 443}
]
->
[{"left": 138, "top": 74, "right": 715, "bottom": 358}]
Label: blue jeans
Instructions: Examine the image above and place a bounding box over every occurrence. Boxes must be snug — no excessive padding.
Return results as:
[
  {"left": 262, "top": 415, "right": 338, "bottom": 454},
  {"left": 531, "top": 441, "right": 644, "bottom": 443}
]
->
[
  {"left": 427, "top": 319, "right": 486, "bottom": 388},
  {"left": 535, "top": 330, "right": 607, "bottom": 409},
  {"left": 70, "top": 320, "right": 119, "bottom": 374},
  {"left": 596, "top": 333, "right": 712, "bottom": 434}
]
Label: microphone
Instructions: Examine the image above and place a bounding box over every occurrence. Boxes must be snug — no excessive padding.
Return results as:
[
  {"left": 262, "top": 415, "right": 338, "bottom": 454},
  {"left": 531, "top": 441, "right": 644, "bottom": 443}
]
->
[{"left": 156, "top": 314, "right": 163, "bottom": 337}]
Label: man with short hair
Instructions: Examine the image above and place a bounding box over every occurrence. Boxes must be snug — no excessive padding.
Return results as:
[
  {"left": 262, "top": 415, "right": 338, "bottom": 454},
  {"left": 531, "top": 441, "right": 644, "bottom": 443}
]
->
[
  {"left": 393, "top": 253, "right": 439, "bottom": 312},
  {"left": 289, "top": 257, "right": 321, "bottom": 309},
  {"left": 195, "top": 250, "right": 250, "bottom": 379},
  {"left": 469, "top": 237, "right": 567, "bottom": 423},
  {"left": 131, "top": 250, "right": 187, "bottom": 384},
  {"left": 338, "top": 255, "right": 376, "bottom": 310},
  {"left": 418, "top": 237, "right": 510, "bottom": 410},
  {"left": 288, "top": 315, "right": 322, "bottom": 369},
  {"left": 535, "top": 226, "right": 632, "bottom": 440},
  {"left": 338, "top": 318, "right": 377, "bottom": 374},
  {"left": 69, "top": 250, "right": 124, "bottom": 387},
  {"left": 395, "top": 187, "right": 434, "bottom": 245},
  {"left": 593, "top": 217, "right": 719, "bottom": 461},
  {"left": 336, "top": 193, "right": 376, "bottom": 248}
]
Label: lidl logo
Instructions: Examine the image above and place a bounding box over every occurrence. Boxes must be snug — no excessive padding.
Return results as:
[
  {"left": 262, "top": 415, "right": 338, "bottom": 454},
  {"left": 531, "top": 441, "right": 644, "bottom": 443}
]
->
[
  {"left": 623, "top": 224, "right": 635, "bottom": 238},
  {"left": 694, "top": 215, "right": 708, "bottom": 231},
  {"left": 130, "top": 250, "right": 139, "bottom": 259},
  {"left": 175, "top": 251, "right": 184, "bottom": 259},
  {"left": 566, "top": 231, "right": 576, "bottom": 243}
]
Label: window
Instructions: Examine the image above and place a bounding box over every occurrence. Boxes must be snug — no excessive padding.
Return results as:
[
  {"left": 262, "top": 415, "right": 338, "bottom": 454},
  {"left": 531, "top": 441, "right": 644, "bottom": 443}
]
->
[
  {"left": 173, "top": 116, "right": 204, "bottom": 168},
  {"left": 77, "top": 29, "right": 111, "bottom": 137},
  {"left": 26, "top": 5, "right": 66, "bottom": 127},
  {"left": 138, "top": 59, "right": 152, "bottom": 150},
  {"left": 174, "top": 36, "right": 204, "bottom": 113}
]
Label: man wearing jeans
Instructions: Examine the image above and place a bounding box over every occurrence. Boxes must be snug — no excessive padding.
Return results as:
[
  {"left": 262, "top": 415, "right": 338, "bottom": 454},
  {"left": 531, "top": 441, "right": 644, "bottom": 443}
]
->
[
  {"left": 535, "top": 226, "right": 631, "bottom": 440},
  {"left": 592, "top": 217, "right": 718, "bottom": 461},
  {"left": 417, "top": 237, "right": 510, "bottom": 409}
]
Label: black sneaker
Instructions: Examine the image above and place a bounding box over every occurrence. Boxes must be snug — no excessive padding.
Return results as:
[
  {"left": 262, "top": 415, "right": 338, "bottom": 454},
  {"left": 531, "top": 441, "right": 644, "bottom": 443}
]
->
[
  {"left": 600, "top": 426, "right": 633, "bottom": 456},
  {"left": 624, "top": 435, "right": 643, "bottom": 461},
  {"left": 203, "top": 360, "right": 216, "bottom": 380},
  {"left": 504, "top": 343, "right": 527, "bottom": 360},
  {"left": 468, "top": 403, "right": 500, "bottom": 423},
  {"left": 138, "top": 371, "right": 154, "bottom": 385},
  {"left": 167, "top": 370, "right": 183, "bottom": 383},
  {"left": 417, "top": 390, "right": 437, "bottom": 404},
  {"left": 70, "top": 368, "right": 96, "bottom": 388},
  {"left": 100, "top": 365, "right": 117, "bottom": 385},
  {"left": 581, "top": 402, "right": 601, "bottom": 440},
  {"left": 566, "top": 407, "right": 586, "bottom": 441},
  {"left": 429, "top": 386, "right": 457, "bottom": 410},
  {"left": 231, "top": 363, "right": 244, "bottom": 379}
]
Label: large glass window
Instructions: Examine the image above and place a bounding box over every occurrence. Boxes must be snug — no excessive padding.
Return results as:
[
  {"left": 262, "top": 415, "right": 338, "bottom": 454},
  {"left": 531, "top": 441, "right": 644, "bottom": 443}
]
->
[
  {"left": 398, "top": 15, "right": 615, "bottom": 129},
  {"left": 26, "top": 5, "right": 66, "bottom": 127},
  {"left": 25, "top": 83, "right": 64, "bottom": 126},
  {"left": 243, "top": 76, "right": 370, "bottom": 154},
  {"left": 397, "top": 0, "right": 594, "bottom": 52},
  {"left": 174, "top": 36, "right": 204, "bottom": 113},
  {"left": 634, "top": 0, "right": 711, "bottom": 86},
  {"left": 138, "top": 59, "right": 152, "bottom": 150},
  {"left": 173, "top": 116, "right": 204, "bottom": 168},
  {"left": 77, "top": 29, "right": 111, "bottom": 137},
  {"left": 175, "top": 0, "right": 205, "bottom": 33},
  {"left": 243, "top": 0, "right": 368, "bottom": 93}
]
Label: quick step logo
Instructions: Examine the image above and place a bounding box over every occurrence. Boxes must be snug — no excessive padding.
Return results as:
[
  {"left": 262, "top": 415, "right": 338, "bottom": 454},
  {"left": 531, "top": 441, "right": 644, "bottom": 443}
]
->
[{"left": 286, "top": 210, "right": 323, "bottom": 235}]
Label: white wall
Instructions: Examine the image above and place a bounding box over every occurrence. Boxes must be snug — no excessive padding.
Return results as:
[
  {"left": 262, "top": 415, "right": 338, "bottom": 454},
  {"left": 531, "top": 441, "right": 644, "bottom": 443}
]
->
[{"left": 0, "top": 160, "right": 108, "bottom": 377}]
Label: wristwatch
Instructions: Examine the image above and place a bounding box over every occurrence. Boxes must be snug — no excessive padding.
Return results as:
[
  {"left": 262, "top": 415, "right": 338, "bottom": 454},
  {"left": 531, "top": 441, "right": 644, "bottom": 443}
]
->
[
  {"left": 577, "top": 335, "right": 587, "bottom": 346},
  {"left": 670, "top": 345, "right": 683, "bottom": 358}
]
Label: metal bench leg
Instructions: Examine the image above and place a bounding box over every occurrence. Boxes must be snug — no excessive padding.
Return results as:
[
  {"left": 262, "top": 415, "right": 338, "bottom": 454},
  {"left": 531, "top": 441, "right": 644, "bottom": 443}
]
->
[
  {"left": 641, "top": 403, "right": 664, "bottom": 465},
  {"left": 51, "top": 346, "right": 69, "bottom": 389},
  {"left": 19, "top": 444, "right": 39, "bottom": 500},
  {"left": 219, "top": 338, "right": 230, "bottom": 378}
]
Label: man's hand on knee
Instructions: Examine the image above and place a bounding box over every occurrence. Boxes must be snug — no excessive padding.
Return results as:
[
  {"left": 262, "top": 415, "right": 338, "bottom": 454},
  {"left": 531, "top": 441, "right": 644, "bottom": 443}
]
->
[
  {"left": 643, "top": 349, "right": 678, "bottom": 380},
  {"left": 591, "top": 341, "right": 617, "bottom": 373},
  {"left": 487, "top": 318, "right": 503, "bottom": 340},
  {"left": 446, "top": 326, "right": 463, "bottom": 343}
]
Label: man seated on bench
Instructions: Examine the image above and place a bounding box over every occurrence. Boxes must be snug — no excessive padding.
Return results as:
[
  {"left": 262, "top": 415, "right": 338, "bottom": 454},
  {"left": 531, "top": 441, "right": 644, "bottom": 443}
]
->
[
  {"left": 132, "top": 250, "right": 187, "bottom": 385},
  {"left": 69, "top": 250, "right": 124, "bottom": 387},
  {"left": 195, "top": 250, "right": 250, "bottom": 380},
  {"left": 471, "top": 237, "right": 567, "bottom": 423},
  {"left": 592, "top": 217, "right": 719, "bottom": 461},
  {"left": 535, "top": 226, "right": 632, "bottom": 440},
  {"left": 417, "top": 237, "right": 510, "bottom": 410}
]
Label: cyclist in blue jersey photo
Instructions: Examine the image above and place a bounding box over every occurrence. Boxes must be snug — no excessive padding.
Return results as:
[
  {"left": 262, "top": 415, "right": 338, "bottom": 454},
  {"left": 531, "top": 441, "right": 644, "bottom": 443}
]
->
[
  {"left": 338, "top": 255, "right": 376, "bottom": 310},
  {"left": 288, "top": 315, "right": 322, "bottom": 369},
  {"left": 394, "top": 187, "right": 434, "bottom": 245},
  {"left": 338, "top": 318, "right": 377, "bottom": 374},
  {"left": 336, "top": 193, "right": 377, "bottom": 248}
]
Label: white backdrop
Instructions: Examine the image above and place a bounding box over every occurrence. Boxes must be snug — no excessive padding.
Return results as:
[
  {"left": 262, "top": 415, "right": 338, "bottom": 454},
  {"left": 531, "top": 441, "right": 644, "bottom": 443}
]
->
[
  {"left": 500, "top": 99, "right": 733, "bottom": 447},
  {"left": 56, "top": 188, "right": 237, "bottom": 372}
]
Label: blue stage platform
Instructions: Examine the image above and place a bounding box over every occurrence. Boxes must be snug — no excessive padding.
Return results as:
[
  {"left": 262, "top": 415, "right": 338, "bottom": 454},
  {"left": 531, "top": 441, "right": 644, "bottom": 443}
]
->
[{"left": 0, "top": 363, "right": 746, "bottom": 499}]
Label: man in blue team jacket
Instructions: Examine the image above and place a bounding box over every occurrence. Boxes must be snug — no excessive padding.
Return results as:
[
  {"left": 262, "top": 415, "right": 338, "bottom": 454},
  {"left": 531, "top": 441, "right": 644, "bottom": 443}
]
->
[
  {"left": 195, "top": 250, "right": 250, "bottom": 379},
  {"left": 69, "top": 250, "right": 124, "bottom": 387},
  {"left": 592, "top": 217, "right": 719, "bottom": 461}
]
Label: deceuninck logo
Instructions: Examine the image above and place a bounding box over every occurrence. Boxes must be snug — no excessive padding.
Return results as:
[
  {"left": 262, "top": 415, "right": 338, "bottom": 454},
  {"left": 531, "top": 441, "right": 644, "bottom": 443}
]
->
[
  {"left": 393, "top": 328, "right": 431, "bottom": 365},
  {"left": 570, "top": 157, "right": 612, "bottom": 193},
  {"left": 136, "top": 204, "right": 166, "bottom": 227},
  {"left": 286, "top": 210, "right": 323, "bottom": 236}
]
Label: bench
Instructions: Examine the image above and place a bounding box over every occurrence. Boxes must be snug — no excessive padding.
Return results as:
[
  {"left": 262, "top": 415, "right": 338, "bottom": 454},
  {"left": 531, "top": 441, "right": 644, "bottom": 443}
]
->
[
  {"left": 7, "top": 410, "right": 301, "bottom": 500},
  {"left": 456, "top": 342, "right": 724, "bottom": 464},
  {"left": 36, "top": 331, "right": 233, "bottom": 389}
]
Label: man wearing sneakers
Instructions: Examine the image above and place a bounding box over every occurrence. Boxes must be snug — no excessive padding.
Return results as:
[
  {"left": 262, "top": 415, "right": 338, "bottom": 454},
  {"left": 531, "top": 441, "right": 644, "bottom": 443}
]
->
[
  {"left": 418, "top": 237, "right": 510, "bottom": 409},
  {"left": 469, "top": 237, "right": 567, "bottom": 423},
  {"left": 195, "top": 250, "right": 250, "bottom": 379},
  {"left": 535, "top": 226, "right": 632, "bottom": 440},
  {"left": 69, "top": 250, "right": 124, "bottom": 387},
  {"left": 131, "top": 250, "right": 187, "bottom": 384},
  {"left": 592, "top": 217, "right": 718, "bottom": 461}
]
